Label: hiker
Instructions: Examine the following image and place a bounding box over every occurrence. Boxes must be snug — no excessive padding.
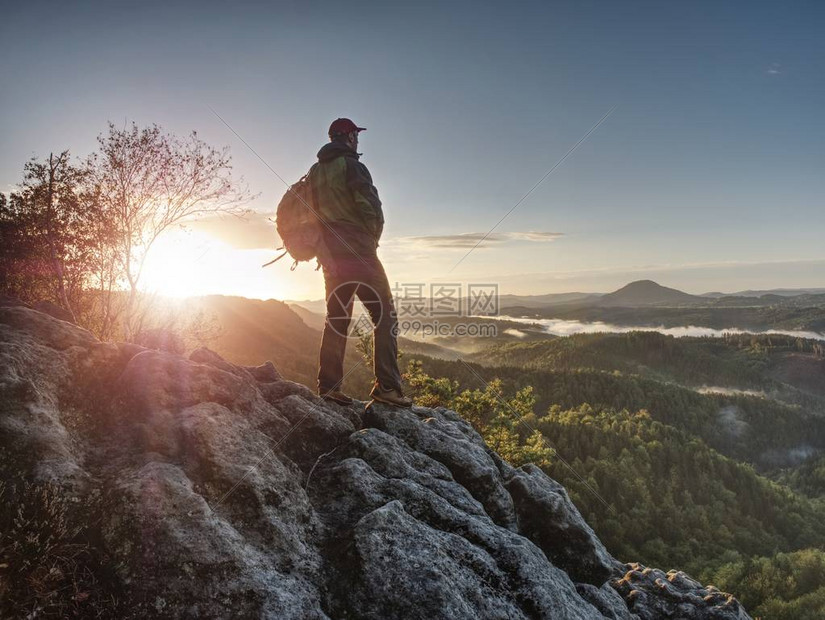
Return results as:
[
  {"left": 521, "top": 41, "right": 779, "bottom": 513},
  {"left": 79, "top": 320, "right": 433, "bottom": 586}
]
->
[{"left": 313, "top": 118, "right": 412, "bottom": 407}]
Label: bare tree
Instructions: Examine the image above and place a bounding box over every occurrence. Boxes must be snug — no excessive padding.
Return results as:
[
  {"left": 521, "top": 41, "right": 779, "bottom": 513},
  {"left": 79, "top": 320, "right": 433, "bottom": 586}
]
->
[
  {"left": 91, "top": 122, "right": 250, "bottom": 339},
  {"left": 82, "top": 181, "right": 125, "bottom": 340}
]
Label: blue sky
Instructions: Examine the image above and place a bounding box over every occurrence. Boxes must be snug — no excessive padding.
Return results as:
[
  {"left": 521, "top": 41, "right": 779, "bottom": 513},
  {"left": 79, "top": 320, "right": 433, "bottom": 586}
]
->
[{"left": 1, "top": 0, "right": 823, "bottom": 299}]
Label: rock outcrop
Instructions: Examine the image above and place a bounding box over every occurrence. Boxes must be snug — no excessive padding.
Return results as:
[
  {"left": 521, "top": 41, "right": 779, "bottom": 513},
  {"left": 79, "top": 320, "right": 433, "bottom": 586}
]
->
[{"left": 0, "top": 305, "right": 752, "bottom": 619}]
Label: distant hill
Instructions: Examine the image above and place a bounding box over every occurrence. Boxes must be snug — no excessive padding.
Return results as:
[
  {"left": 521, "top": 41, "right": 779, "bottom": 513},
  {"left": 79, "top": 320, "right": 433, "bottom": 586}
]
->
[
  {"left": 288, "top": 292, "right": 603, "bottom": 315},
  {"left": 292, "top": 286, "right": 825, "bottom": 315},
  {"left": 597, "top": 280, "right": 702, "bottom": 307},
  {"left": 185, "top": 296, "right": 456, "bottom": 393},
  {"left": 183, "top": 295, "right": 325, "bottom": 387},
  {"left": 285, "top": 298, "right": 328, "bottom": 316},
  {"left": 731, "top": 288, "right": 825, "bottom": 298},
  {"left": 702, "top": 288, "right": 825, "bottom": 298},
  {"left": 288, "top": 302, "right": 326, "bottom": 330}
]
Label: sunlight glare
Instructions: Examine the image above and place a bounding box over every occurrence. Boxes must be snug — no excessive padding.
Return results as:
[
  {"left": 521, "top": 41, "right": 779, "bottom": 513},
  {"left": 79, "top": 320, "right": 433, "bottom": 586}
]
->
[
  {"left": 139, "top": 228, "right": 323, "bottom": 301},
  {"left": 139, "top": 230, "right": 225, "bottom": 298}
]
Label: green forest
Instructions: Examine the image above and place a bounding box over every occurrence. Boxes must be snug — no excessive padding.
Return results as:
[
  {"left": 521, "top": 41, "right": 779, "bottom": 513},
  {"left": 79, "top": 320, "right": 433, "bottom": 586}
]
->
[{"left": 396, "top": 330, "right": 825, "bottom": 619}]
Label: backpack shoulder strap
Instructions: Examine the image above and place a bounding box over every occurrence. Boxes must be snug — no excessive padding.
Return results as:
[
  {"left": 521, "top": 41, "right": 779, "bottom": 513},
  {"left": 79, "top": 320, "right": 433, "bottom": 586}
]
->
[{"left": 306, "top": 162, "right": 321, "bottom": 219}]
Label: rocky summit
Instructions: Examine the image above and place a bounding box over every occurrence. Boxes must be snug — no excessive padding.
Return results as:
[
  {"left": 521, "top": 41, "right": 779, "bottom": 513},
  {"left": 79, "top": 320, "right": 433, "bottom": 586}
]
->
[{"left": 0, "top": 303, "right": 751, "bottom": 619}]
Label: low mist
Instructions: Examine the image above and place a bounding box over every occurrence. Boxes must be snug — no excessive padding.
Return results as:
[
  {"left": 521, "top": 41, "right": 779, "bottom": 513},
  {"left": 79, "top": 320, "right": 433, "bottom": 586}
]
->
[{"left": 497, "top": 316, "right": 825, "bottom": 341}]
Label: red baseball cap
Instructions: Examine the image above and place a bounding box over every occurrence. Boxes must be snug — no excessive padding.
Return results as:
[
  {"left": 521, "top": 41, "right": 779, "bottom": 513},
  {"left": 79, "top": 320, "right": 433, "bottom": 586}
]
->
[{"left": 328, "top": 118, "right": 366, "bottom": 136}]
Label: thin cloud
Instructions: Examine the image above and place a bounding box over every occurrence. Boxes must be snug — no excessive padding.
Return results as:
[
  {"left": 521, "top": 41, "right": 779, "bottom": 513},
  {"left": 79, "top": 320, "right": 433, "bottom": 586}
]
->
[
  {"left": 188, "top": 219, "right": 565, "bottom": 251},
  {"left": 402, "top": 231, "right": 563, "bottom": 248},
  {"left": 187, "top": 211, "right": 275, "bottom": 250},
  {"left": 508, "top": 231, "right": 565, "bottom": 242},
  {"left": 767, "top": 62, "right": 781, "bottom": 75}
]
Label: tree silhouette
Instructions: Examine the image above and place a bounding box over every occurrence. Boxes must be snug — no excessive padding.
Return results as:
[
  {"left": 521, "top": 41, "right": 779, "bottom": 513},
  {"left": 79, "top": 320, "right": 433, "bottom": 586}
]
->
[{"left": 0, "top": 151, "right": 100, "bottom": 321}]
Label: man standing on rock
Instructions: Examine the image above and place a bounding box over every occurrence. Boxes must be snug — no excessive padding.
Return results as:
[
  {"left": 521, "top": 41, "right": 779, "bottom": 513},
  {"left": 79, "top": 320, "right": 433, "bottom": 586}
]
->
[{"left": 313, "top": 118, "right": 412, "bottom": 408}]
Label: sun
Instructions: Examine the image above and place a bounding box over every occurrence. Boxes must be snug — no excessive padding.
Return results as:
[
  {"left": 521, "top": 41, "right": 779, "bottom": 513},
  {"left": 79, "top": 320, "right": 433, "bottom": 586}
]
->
[
  {"left": 138, "top": 227, "right": 299, "bottom": 300},
  {"left": 140, "top": 229, "right": 230, "bottom": 298}
]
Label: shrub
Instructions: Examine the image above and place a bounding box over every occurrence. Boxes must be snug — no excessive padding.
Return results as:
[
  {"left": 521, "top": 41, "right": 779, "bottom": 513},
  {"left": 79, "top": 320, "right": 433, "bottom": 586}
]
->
[{"left": 0, "top": 481, "right": 121, "bottom": 618}]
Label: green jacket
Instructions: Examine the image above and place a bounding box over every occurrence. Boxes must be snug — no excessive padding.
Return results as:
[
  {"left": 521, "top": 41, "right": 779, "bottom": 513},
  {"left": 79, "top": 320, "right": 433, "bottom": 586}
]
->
[{"left": 312, "top": 140, "right": 384, "bottom": 257}]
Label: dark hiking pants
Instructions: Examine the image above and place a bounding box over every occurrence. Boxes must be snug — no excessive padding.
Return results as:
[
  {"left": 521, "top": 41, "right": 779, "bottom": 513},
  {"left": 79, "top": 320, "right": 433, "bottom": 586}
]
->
[{"left": 317, "top": 252, "right": 403, "bottom": 394}]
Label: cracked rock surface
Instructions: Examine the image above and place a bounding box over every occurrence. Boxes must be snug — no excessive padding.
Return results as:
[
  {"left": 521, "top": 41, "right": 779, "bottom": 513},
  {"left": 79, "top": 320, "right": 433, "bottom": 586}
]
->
[{"left": 0, "top": 305, "right": 751, "bottom": 619}]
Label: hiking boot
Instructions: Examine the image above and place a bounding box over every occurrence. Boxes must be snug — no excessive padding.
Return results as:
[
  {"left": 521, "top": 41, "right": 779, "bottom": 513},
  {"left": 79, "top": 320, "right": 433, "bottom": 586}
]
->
[
  {"left": 319, "top": 389, "right": 354, "bottom": 406},
  {"left": 370, "top": 384, "right": 413, "bottom": 407}
]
